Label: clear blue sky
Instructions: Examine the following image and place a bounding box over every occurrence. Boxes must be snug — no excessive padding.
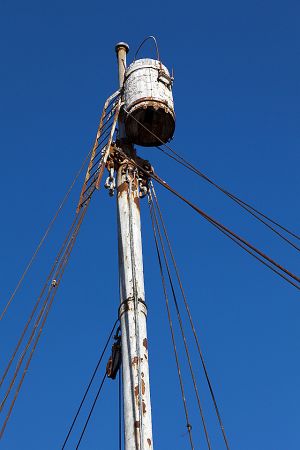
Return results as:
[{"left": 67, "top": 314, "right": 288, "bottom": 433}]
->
[{"left": 1, "top": 0, "right": 300, "bottom": 449}]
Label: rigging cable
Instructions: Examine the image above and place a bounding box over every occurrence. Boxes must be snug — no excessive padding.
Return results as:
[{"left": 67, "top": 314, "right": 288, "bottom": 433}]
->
[
  {"left": 0, "top": 94, "right": 119, "bottom": 436},
  {"left": 0, "top": 202, "right": 90, "bottom": 439},
  {"left": 150, "top": 182, "right": 231, "bottom": 450},
  {"left": 150, "top": 174, "right": 300, "bottom": 289},
  {"left": 0, "top": 213, "right": 80, "bottom": 389},
  {"left": 0, "top": 94, "right": 118, "bottom": 323},
  {"left": 0, "top": 148, "right": 93, "bottom": 322},
  {"left": 155, "top": 145, "right": 300, "bottom": 252},
  {"left": 149, "top": 189, "right": 212, "bottom": 450},
  {"left": 75, "top": 373, "right": 107, "bottom": 449},
  {"left": 123, "top": 107, "right": 300, "bottom": 248},
  {"left": 148, "top": 195, "right": 195, "bottom": 450},
  {"left": 119, "top": 366, "right": 122, "bottom": 450},
  {"left": 0, "top": 208, "right": 85, "bottom": 412},
  {"left": 61, "top": 319, "right": 119, "bottom": 449},
  {"left": 117, "top": 150, "right": 300, "bottom": 291}
]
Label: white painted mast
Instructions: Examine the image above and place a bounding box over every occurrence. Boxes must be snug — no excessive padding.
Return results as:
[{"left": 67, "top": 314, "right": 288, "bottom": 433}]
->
[{"left": 115, "top": 42, "right": 154, "bottom": 450}]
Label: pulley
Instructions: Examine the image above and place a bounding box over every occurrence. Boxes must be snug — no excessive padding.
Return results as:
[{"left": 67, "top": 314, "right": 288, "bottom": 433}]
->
[{"left": 106, "top": 327, "right": 122, "bottom": 380}]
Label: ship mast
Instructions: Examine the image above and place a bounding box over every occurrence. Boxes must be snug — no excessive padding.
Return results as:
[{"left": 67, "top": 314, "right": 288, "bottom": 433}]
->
[{"left": 115, "top": 42, "right": 153, "bottom": 450}]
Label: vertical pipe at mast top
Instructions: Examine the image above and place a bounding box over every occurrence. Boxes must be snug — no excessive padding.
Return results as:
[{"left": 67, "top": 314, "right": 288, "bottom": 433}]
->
[
  {"left": 115, "top": 42, "right": 130, "bottom": 88},
  {"left": 115, "top": 42, "right": 130, "bottom": 144}
]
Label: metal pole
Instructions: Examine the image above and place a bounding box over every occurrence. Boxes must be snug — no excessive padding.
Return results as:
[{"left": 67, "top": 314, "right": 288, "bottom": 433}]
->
[
  {"left": 115, "top": 42, "right": 154, "bottom": 450},
  {"left": 115, "top": 42, "right": 129, "bottom": 88}
]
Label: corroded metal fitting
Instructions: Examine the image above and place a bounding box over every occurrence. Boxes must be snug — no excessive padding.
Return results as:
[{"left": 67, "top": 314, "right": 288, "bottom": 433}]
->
[
  {"left": 115, "top": 42, "right": 130, "bottom": 54},
  {"left": 118, "top": 297, "right": 148, "bottom": 320}
]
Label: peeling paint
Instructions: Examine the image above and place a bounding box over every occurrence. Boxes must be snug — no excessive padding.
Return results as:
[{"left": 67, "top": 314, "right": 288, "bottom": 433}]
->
[
  {"left": 124, "top": 58, "right": 175, "bottom": 146},
  {"left": 132, "top": 356, "right": 139, "bottom": 366},
  {"left": 134, "top": 385, "right": 139, "bottom": 403},
  {"left": 134, "top": 195, "right": 140, "bottom": 211},
  {"left": 117, "top": 181, "right": 128, "bottom": 196},
  {"left": 143, "top": 338, "right": 148, "bottom": 350}
]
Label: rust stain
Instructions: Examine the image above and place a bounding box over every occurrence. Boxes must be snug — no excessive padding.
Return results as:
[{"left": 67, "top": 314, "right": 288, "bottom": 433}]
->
[
  {"left": 142, "top": 379, "right": 145, "bottom": 395},
  {"left": 132, "top": 356, "right": 139, "bottom": 366},
  {"left": 117, "top": 181, "right": 128, "bottom": 197},
  {"left": 134, "top": 195, "right": 140, "bottom": 210},
  {"left": 134, "top": 420, "right": 140, "bottom": 428},
  {"left": 142, "top": 400, "right": 146, "bottom": 415},
  {"left": 141, "top": 372, "right": 144, "bottom": 378},
  {"left": 134, "top": 385, "right": 139, "bottom": 404},
  {"left": 143, "top": 338, "right": 148, "bottom": 350},
  {"left": 147, "top": 438, "right": 152, "bottom": 447}
]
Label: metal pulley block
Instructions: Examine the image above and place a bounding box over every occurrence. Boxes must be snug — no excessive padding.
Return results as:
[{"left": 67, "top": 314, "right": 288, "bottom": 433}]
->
[{"left": 106, "top": 328, "right": 122, "bottom": 380}]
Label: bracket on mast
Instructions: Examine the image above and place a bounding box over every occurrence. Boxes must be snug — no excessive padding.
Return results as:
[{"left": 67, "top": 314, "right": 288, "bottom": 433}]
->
[{"left": 104, "top": 145, "right": 153, "bottom": 199}]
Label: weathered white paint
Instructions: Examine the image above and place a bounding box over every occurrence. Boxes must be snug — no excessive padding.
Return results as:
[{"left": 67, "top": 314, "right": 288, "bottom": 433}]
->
[
  {"left": 115, "top": 42, "right": 130, "bottom": 88},
  {"left": 117, "top": 163, "right": 153, "bottom": 450},
  {"left": 123, "top": 58, "right": 175, "bottom": 146},
  {"left": 124, "top": 58, "right": 174, "bottom": 112}
]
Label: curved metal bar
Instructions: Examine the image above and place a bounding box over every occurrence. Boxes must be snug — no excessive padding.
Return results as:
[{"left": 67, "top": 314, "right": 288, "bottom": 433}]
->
[{"left": 134, "top": 35, "right": 160, "bottom": 62}]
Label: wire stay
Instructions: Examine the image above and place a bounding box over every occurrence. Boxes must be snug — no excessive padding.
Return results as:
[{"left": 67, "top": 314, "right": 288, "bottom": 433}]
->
[
  {"left": 0, "top": 148, "right": 92, "bottom": 323},
  {"left": 149, "top": 182, "right": 231, "bottom": 450},
  {"left": 148, "top": 197, "right": 195, "bottom": 450},
  {"left": 0, "top": 204, "right": 89, "bottom": 439},
  {"left": 148, "top": 190, "right": 212, "bottom": 449},
  {"left": 75, "top": 373, "right": 107, "bottom": 449},
  {"left": 62, "top": 319, "right": 119, "bottom": 449},
  {"left": 116, "top": 149, "right": 300, "bottom": 291},
  {"left": 123, "top": 107, "right": 300, "bottom": 249}
]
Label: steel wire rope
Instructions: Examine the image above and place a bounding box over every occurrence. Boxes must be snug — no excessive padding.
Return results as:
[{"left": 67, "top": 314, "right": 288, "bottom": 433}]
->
[
  {"left": 149, "top": 174, "right": 300, "bottom": 288},
  {"left": 0, "top": 209, "right": 85, "bottom": 413},
  {"left": 119, "top": 366, "right": 122, "bottom": 450},
  {"left": 75, "top": 373, "right": 107, "bottom": 449},
  {"left": 0, "top": 147, "right": 94, "bottom": 322},
  {"left": 0, "top": 96, "right": 119, "bottom": 323},
  {"left": 155, "top": 146, "right": 300, "bottom": 252},
  {"left": 0, "top": 202, "right": 90, "bottom": 438},
  {"left": 61, "top": 319, "right": 119, "bottom": 449},
  {"left": 204, "top": 215, "right": 300, "bottom": 289},
  {"left": 148, "top": 189, "right": 212, "bottom": 450},
  {"left": 150, "top": 182, "right": 231, "bottom": 450},
  {"left": 1, "top": 92, "right": 119, "bottom": 436},
  {"left": 0, "top": 207, "right": 85, "bottom": 418},
  {"left": 148, "top": 197, "right": 195, "bottom": 450},
  {"left": 0, "top": 207, "right": 86, "bottom": 413},
  {"left": 122, "top": 107, "right": 300, "bottom": 246},
  {"left": 0, "top": 213, "right": 80, "bottom": 389},
  {"left": 116, "top": 149, "right": 300, "bottom": 290},
  {"left": 0, "top": 103, "right": 118, "bottom": 425}
]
